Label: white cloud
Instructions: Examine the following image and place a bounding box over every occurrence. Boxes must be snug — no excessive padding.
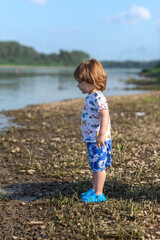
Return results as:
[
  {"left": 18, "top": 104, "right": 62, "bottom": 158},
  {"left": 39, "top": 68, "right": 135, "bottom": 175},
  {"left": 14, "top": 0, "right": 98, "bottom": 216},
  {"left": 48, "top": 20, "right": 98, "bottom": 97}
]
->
[
  {"left": 26, "top": 0, "right": 47, "bottom": 4},
  {"left": 105, "top": 5, "right": 151, "bottom": 25}
]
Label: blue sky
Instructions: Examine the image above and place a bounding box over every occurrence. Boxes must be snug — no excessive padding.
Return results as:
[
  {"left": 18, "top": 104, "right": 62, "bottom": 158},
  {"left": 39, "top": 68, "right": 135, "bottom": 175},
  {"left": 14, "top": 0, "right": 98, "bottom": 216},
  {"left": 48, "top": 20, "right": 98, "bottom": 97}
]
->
[{"left": 0, "top": 0, "right": 160, "bottom": 61}]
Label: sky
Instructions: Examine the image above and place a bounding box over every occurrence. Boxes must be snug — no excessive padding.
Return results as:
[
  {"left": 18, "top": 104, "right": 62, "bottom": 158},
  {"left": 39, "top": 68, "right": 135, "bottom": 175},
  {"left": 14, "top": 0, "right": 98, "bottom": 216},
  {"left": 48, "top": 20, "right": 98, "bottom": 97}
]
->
[{"left": 0, "top": 0, "right": 160, "bottom": 61}]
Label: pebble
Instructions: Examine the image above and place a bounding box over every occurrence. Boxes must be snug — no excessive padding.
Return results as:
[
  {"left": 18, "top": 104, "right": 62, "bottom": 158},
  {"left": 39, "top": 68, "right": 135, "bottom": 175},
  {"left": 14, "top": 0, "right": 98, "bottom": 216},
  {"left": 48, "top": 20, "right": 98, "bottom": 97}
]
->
[
  {"left": 51, "top": 137, "right": 61, "bottom": 141},
  {"left": 54, "top": 164, "right": 59, "bottom": 169},
  {"left": 27, "top": 169, "right": 36, "bottom": 175},
  {"left": 135, "top": 112, "right": 145, "bottom": 116},
  {"left": 140, "top": 195, "right": 147, "bottom": 199},
  {"left": 19, "top": 170, "right": 26, "bottom": 173},
  {"left": 81, "top": 151, "right": 86, "bottom": 154},
  {"left": 11, "top": 147, "right": 20, "bottom": 153},
  {"left": 40, "top": 225, "right": 46, "bottom": 230},
  {"left": 155, "top": 179, "right": 160, "bottom": 182},
  {"left": 150, "top": 226, "right": 154, "bottom": 230},
  {"left": 29, "top": 221, "right": 43, "bottom": 225},
  {"left": 145, "top": 233, "right": 150, "bottom": 238},
  {"left": 155, "top": 232, "right": 160, "bottom": 236}
]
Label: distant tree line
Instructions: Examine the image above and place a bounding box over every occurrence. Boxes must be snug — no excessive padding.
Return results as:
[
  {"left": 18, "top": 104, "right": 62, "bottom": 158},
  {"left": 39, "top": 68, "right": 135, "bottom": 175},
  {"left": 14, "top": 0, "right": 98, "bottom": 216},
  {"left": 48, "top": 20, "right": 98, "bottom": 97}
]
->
[
  {"left": 140, "top": 61, "right": 160, "bottom": 78},
  {"left": 0, "top": 41, "right": 90, "bottom": 66},
  {"left": 101, "top": 60, "right": 160, "bottom": 69},
  {"left": 0, "top": 41, "right": 159, "bottom": 68}
]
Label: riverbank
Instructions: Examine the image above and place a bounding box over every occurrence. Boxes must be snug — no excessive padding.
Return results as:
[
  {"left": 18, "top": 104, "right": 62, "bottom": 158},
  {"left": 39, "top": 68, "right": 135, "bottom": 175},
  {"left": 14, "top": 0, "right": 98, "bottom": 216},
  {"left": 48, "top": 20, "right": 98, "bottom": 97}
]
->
[
  {"left": 124, "top": 77, "right": 160, "bottom": 90},
  {"left": 0, "top": 91, "right": 160, "bottom": 239},
  {"left": 0, "top": 65, "right": 74, "bottom": 69},
  {"left": 124, "top": 62, "right": 160, "bottom": 90}
]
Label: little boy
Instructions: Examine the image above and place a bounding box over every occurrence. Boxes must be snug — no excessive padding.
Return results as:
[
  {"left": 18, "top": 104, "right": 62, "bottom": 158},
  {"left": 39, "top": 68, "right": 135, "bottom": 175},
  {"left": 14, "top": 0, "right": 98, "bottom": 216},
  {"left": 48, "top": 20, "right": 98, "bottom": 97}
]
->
[{"left": 74, "top": 58, "right": 111, "bottom": 203}]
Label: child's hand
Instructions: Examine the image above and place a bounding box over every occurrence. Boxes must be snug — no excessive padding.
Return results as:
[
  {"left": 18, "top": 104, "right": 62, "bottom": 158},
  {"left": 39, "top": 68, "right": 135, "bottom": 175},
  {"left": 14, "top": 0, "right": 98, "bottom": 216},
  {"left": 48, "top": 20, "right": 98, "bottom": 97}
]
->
[{"left": 96, "top": 135, "right": 105, "bottom": 149}]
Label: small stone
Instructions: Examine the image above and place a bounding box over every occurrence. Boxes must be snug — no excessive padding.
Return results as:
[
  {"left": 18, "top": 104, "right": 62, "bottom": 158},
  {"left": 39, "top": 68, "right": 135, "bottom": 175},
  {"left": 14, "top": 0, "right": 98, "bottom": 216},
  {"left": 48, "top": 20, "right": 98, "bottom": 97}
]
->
[
  {"left": 29, "top": 221, "right": 43, "bottom": 225},
  {"left": 51, "top": 137, "right": 61, "bottom": 142},
  {"left": 27, "top": 113, "right": 32, "bottom": 118},
  {"left": 135, "top": 112, "right": 145, "bottom": 116},
  {"left": 12, "top": 237, "right": 18, "bottom": 240},
  {"left": 19, "top": 170, "right": 26, "bottom": 173},
  {"left": 21, "top": 202, "right": 27, "bottom": 206},
  {"left": 155, "top": 232, "right": 160, "bottom": 236},
  {"left": 140, "top": 195, "right": 147, "bottom": 199},
  {"left": 140, "top": 181, "right": 147, "bottom": 184},
  {"left": 81, "top": 151, "right": 86, "bottom": 154},
  {"left": 54, "top": 165, "right": 59, "bottom": 169},
  {"left": 11, "top": 147, "right": 20, "bottom": 153},
  {"left": 155, "top": 179, "right": 160, "bottom": 182},
  {"left": 150, "top": 226, "right": 154, "bottom": 230},
  {"left": 27, "top": 169, "right": 36, "bottom": 175},
  {"left": 40, "top": 225, "right": 46, "bottom": 230},
  {"left": 145, "top": 233, "right": 150, "bottom": 238}
]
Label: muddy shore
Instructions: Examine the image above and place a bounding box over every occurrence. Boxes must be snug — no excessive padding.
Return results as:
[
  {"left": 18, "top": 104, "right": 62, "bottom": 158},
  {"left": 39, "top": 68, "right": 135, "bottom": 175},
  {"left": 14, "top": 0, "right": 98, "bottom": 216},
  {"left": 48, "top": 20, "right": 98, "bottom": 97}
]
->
[{"left": 0, "top": 91, "right": 160, "bottom": 239}]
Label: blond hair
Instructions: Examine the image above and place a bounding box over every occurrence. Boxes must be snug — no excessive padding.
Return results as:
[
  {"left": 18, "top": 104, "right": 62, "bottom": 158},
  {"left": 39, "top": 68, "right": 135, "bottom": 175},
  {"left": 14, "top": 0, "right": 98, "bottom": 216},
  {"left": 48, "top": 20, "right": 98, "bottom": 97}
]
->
[{"left": 74, "top": 58, "right": 107, "bottom": 92}]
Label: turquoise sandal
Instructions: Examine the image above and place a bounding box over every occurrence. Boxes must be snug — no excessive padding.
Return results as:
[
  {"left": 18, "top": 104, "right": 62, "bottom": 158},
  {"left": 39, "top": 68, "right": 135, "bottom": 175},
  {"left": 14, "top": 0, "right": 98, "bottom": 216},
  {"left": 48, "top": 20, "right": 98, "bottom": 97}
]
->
[
  {"left": 81, "top": 188, "right": 94, "bottom": 197},
  {"left": 81, "top": 192, "right": 107, "bottom": 203}
]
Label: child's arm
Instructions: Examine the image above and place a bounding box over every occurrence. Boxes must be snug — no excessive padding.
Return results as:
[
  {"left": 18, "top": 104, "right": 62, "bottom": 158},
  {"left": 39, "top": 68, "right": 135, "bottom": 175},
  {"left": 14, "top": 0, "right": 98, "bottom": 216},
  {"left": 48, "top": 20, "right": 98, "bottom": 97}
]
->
[{"left": 96, "top": 109, "right": 109, "bottom": 149}]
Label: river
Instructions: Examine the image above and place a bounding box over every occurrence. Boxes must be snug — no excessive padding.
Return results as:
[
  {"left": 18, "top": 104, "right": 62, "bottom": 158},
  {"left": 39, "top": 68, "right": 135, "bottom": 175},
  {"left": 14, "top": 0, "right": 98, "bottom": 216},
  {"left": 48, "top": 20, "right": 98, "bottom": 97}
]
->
[{"left": 0, "top": 67, "right": 147, "bottom": 111}]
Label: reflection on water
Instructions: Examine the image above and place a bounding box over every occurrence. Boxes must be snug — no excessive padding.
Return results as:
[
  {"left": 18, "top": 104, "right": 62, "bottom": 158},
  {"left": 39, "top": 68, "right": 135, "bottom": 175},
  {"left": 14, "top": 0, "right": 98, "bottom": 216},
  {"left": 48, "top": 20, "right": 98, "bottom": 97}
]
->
[
  {"left": 0, "top": 114, "right": 19, "bottom": 134},
  {"left": 0, "top": 67, "right": 147, "bottom": 111}
]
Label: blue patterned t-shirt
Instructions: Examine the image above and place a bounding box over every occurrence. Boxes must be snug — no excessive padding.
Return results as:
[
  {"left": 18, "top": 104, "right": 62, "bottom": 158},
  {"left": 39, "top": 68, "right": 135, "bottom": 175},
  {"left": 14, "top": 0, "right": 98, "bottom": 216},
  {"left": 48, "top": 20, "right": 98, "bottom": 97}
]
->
[{"left": 81, "top": 91, "right": 111, "bottom": 142}]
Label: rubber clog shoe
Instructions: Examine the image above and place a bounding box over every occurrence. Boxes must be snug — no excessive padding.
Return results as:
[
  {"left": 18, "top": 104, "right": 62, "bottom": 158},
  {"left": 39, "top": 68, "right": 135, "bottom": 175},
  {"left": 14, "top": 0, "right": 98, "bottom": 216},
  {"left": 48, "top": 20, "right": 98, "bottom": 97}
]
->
[
  {"left": 82, "top": 192, "right": 107, "bottom": 203},
  {"left": 81, "top": 188, "right": 94, "bottom": 197}
]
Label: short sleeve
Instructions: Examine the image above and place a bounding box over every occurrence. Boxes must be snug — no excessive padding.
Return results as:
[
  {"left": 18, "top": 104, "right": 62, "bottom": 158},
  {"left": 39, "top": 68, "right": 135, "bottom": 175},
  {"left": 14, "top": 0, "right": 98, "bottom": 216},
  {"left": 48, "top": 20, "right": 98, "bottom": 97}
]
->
[{"left": 94, "top": 93, "right": 108, "bottom": 112}]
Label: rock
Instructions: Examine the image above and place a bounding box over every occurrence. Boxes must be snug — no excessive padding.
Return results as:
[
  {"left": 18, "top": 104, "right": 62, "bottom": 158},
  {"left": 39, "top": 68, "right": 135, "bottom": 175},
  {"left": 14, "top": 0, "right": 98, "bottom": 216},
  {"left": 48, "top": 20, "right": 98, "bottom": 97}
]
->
[
  {"left": 11, "top": 147, "right": 20, "bottom": 153},
  {"left": 135, "top": 112, "right": 145, "bottom": 116},
  {"left": 155, "top": 231, "right": 160, "bottom": 236},
  {"left": 27, "top": 169, "right": 36, "bottom": 175},
  {"left": 51, "top": 137, "right": 61, "bottom": 142},
  {"left": 140, "top": 181, "right": 147, "bottom": 184},
  {"left": 40, "top": 225, "right": 46, "bottom": 230},
  {"left": 140, "top": 195, "right": 147, "bottom": 199},
  {"left": 155, "top": 179, "right": 160, "bottom": 182},
  {"left": 29, "top": 221, "right": 43, "bottom": 225},
  {"left": 19, "top": 170, "right": 26, "bottom": 173},
  {"left": 145, "top": 233, "right": 150, "bottom": 238},
  {"left": 54, "top": 165, "right": 59, "bottom": 169}
]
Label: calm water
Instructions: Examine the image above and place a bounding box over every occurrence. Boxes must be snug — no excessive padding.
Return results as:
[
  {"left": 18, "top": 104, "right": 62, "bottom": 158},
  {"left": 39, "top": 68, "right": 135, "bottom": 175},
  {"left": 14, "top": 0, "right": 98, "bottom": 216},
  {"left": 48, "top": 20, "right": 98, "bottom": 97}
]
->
[{"left": 0, "top": 67, "right": 147, "bottom": 112}]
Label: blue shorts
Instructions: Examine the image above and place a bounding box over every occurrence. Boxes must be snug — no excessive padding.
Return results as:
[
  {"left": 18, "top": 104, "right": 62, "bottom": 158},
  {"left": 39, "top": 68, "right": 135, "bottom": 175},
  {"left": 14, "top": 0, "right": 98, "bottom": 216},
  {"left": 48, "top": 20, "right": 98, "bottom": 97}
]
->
[{"left": 86, "top": 140, "right": 112, "bottom": 173}]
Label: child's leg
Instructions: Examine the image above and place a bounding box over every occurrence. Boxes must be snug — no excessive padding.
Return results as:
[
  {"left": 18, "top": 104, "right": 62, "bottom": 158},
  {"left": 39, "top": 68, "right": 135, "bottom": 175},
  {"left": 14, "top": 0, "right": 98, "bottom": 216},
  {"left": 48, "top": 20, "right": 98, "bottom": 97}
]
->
[
  {"left": 94, "top": 170, "right": 106, "bottom": 195},
  {"left": 92, "top": 172, "right": 96, "bottom": 191}
]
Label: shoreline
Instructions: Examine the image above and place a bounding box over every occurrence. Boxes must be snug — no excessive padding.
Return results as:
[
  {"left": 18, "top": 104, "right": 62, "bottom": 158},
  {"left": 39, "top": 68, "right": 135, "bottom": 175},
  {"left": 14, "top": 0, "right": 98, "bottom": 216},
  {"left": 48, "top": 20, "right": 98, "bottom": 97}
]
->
[
  {"left": 0, "top": 90, "right": 160, "bottom": 239},
  {"left": 0, "top": 90, "right": 151, "bottom": 114},
  {"left": 0, "top": 65, "right": 75, "bottom": 69}
]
